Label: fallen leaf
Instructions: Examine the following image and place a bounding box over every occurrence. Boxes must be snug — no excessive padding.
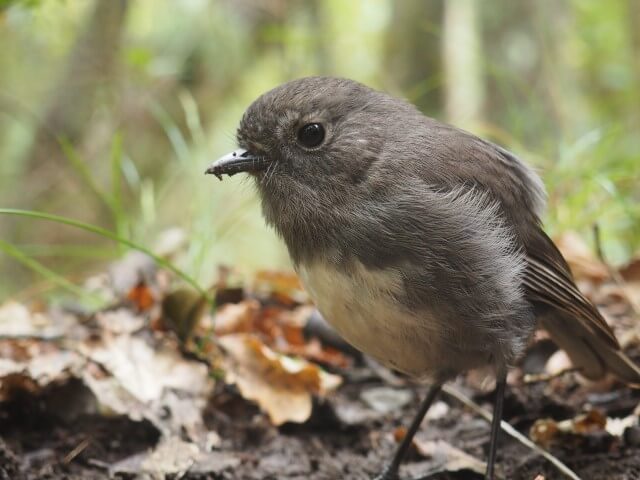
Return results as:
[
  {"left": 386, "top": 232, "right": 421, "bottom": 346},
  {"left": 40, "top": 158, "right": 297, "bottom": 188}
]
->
[
  {"left": 619, "top": 257, "right": 640, "bottom": 282},
  {"left": 253, "top": 270, "right": 308, "bottom": 304},
  {"left": 80, "top": 335, "right": 211, "bottom": 404},
  {"left": 530, "top": 409, "right": 608, "bottom": 448},
  {"left": 331, "top": 399, "right": 380, "bottom": 426},
  {"left": 162, "top": 288, "right": 210, "bottom": 341},
  {"left": 618, "top": 257, "right": 640, "bottom": 310},
  {"left": 213, "top": 300, "right": 259, "bottom": 336},
  {"left": 360, "top": 387, "right": 413, "bottom": 414},
  {"left": 109, "top": 251, "right": 157, "bottom": 297},
  {"left": 95, "top": 308, "right": 145, "bottom": 335},
  {"left": 127, "top": 282, "right": 155, "bottom": 311},
  {"left": 141, "top": 436, "right": 199, "bottom": 476},
  {"left": 282, "top": 336, "right": 351, "bottom": 369},
  {"left": 529, "top": 418, "right": 560, "bottom": 448},
  {"left": 426, "top": 401, "right": 450, "bottom": 420},
  {"left": 0, "top": 301, "right": 62, "bottom": 339},
  {"left": 0, "top": 340, "right": 84, "bottom": 401},
  {"left": 571, "top": 409, "right": 607, "bottom": 434},
  {"left": 219, "top": 333, "right": 341, "bottom": 425},
  {"left": 393, "top": 426, "right": 408, "bottom": 443},
  {"left": 544, "top": 349, "right": 572, "bottom": 376},
  {"left": 110, "top": 436, "right": 239, "bottom": 478},
  {"left": 412, "top": 438, "right": 486, "bottom": 475},
  {"left": 606, "top": 414, "right": 638, "bottom": 437}
]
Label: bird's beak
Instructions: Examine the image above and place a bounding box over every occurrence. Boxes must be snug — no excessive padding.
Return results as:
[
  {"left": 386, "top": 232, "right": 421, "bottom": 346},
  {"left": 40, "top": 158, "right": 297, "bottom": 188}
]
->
[{"left": 204, "top": 149, "right": 269, "bottom": 180}]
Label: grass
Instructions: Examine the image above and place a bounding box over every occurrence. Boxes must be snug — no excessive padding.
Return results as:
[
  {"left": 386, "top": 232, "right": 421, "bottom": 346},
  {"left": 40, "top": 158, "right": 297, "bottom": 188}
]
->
[
  {"left": 0, "top": 208, "right": 212, "bottom": 303},
  {"left": 1, "top": 0, "right": 639, "bottom": 302},
  {"left": 1, "top": 111, "right": 638, "bottom": 305}
]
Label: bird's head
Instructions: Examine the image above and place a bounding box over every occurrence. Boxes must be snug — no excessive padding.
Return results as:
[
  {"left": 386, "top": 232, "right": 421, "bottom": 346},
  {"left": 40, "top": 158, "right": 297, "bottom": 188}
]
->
[{"left": 206, "top": 77, "right": 418, "bottom": 194}]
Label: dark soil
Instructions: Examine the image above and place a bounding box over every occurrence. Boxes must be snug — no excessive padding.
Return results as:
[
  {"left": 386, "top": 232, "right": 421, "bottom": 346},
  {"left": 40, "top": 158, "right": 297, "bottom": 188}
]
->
[{"left": 2, "top": 365, "right": 639, "bottom": 480}]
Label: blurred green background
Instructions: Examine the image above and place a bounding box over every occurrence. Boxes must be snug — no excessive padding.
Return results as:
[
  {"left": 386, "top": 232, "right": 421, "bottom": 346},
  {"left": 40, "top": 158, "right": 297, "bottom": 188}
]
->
[{"left": 1, "top": 0, "right": 639, "bottom": 301}]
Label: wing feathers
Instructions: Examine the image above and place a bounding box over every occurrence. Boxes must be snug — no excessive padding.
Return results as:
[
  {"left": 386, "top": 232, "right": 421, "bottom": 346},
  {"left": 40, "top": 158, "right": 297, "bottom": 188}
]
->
[{"left": 525, "top": 255, "right": 618, "bottom": 348}]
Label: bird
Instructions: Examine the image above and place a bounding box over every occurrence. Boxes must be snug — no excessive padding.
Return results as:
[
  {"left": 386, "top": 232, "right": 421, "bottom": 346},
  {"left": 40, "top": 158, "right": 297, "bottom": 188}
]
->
[{"left": 205, "top": 76, "right": 640, "bottom": 479}]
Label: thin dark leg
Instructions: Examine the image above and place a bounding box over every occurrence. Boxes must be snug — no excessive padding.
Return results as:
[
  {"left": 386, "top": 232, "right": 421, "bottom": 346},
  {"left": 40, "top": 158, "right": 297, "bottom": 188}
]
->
[
  {"left": 374, "top": 383, "right": 442, "bottom": 480},
  {"left": 485, "top": 374, "right": 507, "bottom": 480}
]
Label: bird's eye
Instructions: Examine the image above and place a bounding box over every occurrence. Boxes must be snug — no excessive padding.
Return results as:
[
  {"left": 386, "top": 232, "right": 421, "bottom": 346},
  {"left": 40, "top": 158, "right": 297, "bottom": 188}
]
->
[{"left": 297, "top": 123, "right": 325, "bottom": 148}]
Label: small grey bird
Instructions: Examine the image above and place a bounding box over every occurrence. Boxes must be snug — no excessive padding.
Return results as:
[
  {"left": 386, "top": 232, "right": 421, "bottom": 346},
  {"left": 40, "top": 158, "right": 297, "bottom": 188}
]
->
[{"left": 206, "top": 77, "right": 640, "bottom": 479}]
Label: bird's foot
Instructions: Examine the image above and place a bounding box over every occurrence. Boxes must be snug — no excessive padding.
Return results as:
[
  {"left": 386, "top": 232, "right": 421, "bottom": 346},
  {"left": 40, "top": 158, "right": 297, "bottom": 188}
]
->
[{"left": 372, "top": 464, "right": 400, "bottom": 480}]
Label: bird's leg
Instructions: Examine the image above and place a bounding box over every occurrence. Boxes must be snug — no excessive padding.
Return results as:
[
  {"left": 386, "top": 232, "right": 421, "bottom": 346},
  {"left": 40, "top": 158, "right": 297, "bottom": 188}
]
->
[
  {"left": 485, "top": 373, "right": 507, "bottom": 480},
  {"left": 373, "top": 383, "right": 442, "bottom": 480}
]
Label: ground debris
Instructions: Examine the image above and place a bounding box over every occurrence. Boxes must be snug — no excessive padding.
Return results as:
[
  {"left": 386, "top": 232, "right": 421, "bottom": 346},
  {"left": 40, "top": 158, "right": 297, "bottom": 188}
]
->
[{"left": 1, "top": 239, "right": 639, "bottom": 479}]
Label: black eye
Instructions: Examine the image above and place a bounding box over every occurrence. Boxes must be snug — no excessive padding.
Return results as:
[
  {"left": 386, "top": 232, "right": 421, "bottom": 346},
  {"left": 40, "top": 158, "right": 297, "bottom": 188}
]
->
[{"left": 297, "top": 123, "right": 325, "bottom": 148}]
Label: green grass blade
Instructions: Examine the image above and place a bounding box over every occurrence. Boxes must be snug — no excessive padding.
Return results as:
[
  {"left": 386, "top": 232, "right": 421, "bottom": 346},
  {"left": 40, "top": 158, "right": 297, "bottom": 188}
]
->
[
  {"left": 0, "top": 208, "right": 211, "bottom": 302},
  {"left": 59, "top": 138, "right": 116, "bottom": 215},
  {"left": 0, "top": 239, "right": 95, "bottom": 301},
  {"left": 110, "top": 132, "right": 128, "bottom": 245}
]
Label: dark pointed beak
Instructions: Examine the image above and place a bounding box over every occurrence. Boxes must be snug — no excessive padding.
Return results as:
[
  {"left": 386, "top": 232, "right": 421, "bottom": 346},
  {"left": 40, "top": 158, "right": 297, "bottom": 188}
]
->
[{"left": 205, "top": 149, "right": 270, "bottom": 180}]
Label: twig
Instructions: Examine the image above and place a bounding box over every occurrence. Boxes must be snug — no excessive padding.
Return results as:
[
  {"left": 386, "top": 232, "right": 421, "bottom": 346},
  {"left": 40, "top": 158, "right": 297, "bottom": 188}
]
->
[
  {"left": 523, "top": 367, "right": 580, "bottom": 384},
  {"left": 593, "top": 224, "right": 640, "bottom": 315},
  {"left": 63, "top": 437, "right": 91, "bottom": 464},
  {"left": 441, "top": 384, "right": 581, "bottom": 480}
]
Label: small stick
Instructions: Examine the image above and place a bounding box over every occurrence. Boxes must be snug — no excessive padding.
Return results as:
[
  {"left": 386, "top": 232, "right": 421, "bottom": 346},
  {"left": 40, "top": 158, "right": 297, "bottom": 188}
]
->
[
  {"left": 523, "top": 367, "right": 580, "bottom": 384},
  {"left": 442, "top": 384, "right": 581, "bottom": 480},
  {"left": 63, "top": 437, "right": 91, "bottom": 464}
]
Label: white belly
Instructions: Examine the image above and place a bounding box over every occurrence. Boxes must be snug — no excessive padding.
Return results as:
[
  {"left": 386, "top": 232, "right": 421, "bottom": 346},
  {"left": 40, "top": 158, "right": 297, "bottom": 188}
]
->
[{"left": 297, "top": 260, "right": 445, "bottom": 378}]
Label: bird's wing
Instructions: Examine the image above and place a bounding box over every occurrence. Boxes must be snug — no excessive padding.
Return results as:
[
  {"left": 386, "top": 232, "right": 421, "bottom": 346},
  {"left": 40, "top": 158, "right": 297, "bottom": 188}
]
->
[
  {"left": 522, "top": 228, "right": 618, "bottom": 348},
  {"left": 418, "top": 124, "right": 637, "bottom": 380},
  {"left": 432, "top": 128, "right": 618, "bottom": 348}
]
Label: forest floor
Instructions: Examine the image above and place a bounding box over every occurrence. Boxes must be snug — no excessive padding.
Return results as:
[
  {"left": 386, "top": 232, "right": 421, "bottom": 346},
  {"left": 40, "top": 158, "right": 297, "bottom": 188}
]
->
[{"left": 1, "top": 233, "right": 640, "bottom": 480}]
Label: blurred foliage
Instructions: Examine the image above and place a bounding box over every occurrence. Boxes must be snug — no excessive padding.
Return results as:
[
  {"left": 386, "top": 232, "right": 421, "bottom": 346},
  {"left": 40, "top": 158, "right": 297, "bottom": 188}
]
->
[{"left": 0, "top": 0, "right": 638, "bottom": 301}]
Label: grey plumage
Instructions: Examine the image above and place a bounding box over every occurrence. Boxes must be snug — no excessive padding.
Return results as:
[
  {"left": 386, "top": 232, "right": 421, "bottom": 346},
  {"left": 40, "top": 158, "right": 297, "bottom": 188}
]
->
[
  {"left": 207, "top": 76, "right": 640, "bottom": 479},
  {"left": 217, "top": 76, "right": 639, "bottom": 385}
]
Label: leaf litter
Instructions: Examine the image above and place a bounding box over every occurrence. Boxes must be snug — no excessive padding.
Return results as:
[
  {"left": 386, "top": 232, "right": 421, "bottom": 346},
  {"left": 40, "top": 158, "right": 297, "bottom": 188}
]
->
[{"left": 0, "top": 230, "right": 639, "bottom": 479}]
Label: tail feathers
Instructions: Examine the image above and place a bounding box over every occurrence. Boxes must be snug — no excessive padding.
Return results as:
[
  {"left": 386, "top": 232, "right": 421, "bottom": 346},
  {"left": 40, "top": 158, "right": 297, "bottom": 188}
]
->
[{"left": 540, "top": 313, "right": 640, "bottom": 386}]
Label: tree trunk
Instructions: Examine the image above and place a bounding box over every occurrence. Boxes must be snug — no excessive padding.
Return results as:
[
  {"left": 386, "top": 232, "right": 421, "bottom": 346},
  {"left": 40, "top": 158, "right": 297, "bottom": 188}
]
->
[
  {"left": 384, "top": 0, "right": 444, "bottom": 115},
  {"left": 442, "top": 0, "right": 484, "bottom": 128}
]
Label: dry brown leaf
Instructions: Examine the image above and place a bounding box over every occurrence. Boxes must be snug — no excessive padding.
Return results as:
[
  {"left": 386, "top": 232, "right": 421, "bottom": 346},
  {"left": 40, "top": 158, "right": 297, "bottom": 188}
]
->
[
  {"left": 530, "top": 409, "right": 607, "bottom": 448},
  {"left": 213, "top": 300, "right": 259, "bottom": 336},
  {"left": 282, "top": 337, "right": 351, "bottom": 368},
  {"left": 0, "top": 301, "right": 62, "bottom": 339},
  {"left": 529, "top": 418, "right": 560, "bottom": 448},
  {"left": 95, "top": 308, "right": 145, "bottom": 335},
  {"left": 0, "top": 302, "right": 85, "bottom": 401},
  {"left": 78, "top": 334, "right": 214, "bottom": 438},
  {"left": 544, "top": 349, "right": 572, "bottom": 376},
  {"left": 393, "top": 426, "right": 407, "bottom": 443},
  {"left": 219, "top": 333, "right": 341, "bottom": 425},
  {"left": 253, "top": 270, "right": 308, "bottom": 304},
  {"left": 555, "top": 232, "right": 609, "bottom": 282},
  {"left": 80, "top": 335, "right": 211, "bottom": 404},
  {"left": 571, "top": 409, "right": 607, "bottom": 433},
  {"left": 127, "top": 282, "right": 155, "bottom": 311},
  {"left": 109, "top": 251, "right": 157, "bottom": 297},
  {"left": 617, "top": 257, "right": 640, "bottom": 309},
  {"left": 110, "top": 436, "right": 240, "bottom": 478},
  {"left": 619, "top": 257, "right": 640, "bottom": 282},
  {"left": 0, "top": 348, "right": 83, "bottom": 401},
  {"left": 413, "top": 438, "right": 486, "bottom": 475},
  {"left": 360, "top": 387, "right": 413, "bottom": 414},
  {"left": 141, "top": 436, "right": 200, "bottom": 476},
  {"left": 605, "top": 414, "right": 638, "bottom": 436},
  {"left": 161, "top": 288, "right": 210, "bottom": 341}
]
